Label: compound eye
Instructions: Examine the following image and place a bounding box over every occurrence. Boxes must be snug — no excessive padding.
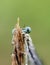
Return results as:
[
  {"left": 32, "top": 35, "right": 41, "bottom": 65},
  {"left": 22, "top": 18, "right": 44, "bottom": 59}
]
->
[
  {"left": 12, "top": 28, "right": 17, "bottom": 35},
  {"left": 27, "top": 28, "right": 30, "bottom": 33},
  {"left": 25, "top": 27, "right": 31, "bottom": 33}
]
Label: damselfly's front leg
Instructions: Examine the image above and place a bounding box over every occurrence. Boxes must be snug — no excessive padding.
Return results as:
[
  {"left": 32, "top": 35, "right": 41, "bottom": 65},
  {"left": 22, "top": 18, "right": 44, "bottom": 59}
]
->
[{"left": 11, "top": 53, "right": 18, "bottom": 65}]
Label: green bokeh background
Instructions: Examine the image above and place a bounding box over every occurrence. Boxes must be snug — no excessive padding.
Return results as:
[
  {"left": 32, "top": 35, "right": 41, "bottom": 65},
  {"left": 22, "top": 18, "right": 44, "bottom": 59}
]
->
[{"left": 0, "top": 0, "right": 50, "bottom": 65}]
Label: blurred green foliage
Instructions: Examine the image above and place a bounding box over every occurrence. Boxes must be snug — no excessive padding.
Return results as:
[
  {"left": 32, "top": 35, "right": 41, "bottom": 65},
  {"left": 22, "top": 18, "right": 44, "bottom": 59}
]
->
[{"left": 0, "top": 0, "right": 50, "bottom": 65}]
